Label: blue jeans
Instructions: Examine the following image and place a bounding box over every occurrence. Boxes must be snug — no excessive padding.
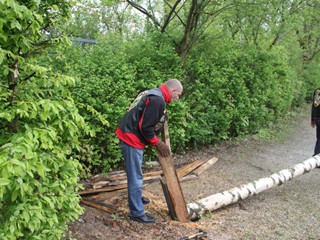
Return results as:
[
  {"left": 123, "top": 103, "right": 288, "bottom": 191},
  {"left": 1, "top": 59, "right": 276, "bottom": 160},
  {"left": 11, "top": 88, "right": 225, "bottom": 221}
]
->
[{"left": 120, "top": 141, "right": 145, "bottom": 217}]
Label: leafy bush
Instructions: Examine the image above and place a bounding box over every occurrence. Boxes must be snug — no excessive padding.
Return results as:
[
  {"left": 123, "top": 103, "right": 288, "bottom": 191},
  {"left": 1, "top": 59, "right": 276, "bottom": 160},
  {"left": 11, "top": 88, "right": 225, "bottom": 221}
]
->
[
  {"left": 184, "top": 42, "right": 298, "bottom": 145},
  {"left": 0, "top": 65, "right": 87, "bottom": 239},
  {"left": 53, "top": 33, "right": 189, "bottom": 173},
  {"left": 0, "top": 1, "right": 87, "bottom": 238},
  {"left": 51, "top": 33, "right": 309, "bottom": 173}
]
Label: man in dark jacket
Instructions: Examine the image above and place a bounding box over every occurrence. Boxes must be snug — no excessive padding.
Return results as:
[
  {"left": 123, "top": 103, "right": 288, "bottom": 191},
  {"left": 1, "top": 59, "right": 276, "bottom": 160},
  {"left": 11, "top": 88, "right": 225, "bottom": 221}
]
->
[
  {"left": 115, "top": 79, "right": 183, "bottom": 223},
  {"left": 311, "top": 87, "right": 320, "bottom": 156}
]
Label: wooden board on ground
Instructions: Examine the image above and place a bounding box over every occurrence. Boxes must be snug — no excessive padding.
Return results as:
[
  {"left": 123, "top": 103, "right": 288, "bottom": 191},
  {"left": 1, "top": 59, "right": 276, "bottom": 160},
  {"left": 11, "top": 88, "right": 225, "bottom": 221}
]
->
[
  {"left": 79, "top": 184, "right": 127, "bottom": 196},
  {"left": 192, "top": 157, "right": 219, "bottom": 176},
  {"left": 106, "top": 170, "right": 163, "bottom": 182},
  {"left": 177, "top": 160, "right": 206, "bottom": 179},
  {"left": 82, "top": 157, "right": 219, "bottom": 195},
  {"left": 88, "top": 188, "right": 127, "bottom": 201},
  {"left": 80, "top": 199, "right": 118, "bottom": 214}
]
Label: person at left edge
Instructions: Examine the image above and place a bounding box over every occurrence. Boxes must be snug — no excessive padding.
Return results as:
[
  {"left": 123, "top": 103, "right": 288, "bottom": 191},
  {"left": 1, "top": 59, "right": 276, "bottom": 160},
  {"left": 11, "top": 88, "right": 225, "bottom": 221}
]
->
[
  {"left": 115, "top": 79, "right": 183, "bottom": 223},
  {"left": 311, "top": 87, "right": 320, "bottom": 157}
]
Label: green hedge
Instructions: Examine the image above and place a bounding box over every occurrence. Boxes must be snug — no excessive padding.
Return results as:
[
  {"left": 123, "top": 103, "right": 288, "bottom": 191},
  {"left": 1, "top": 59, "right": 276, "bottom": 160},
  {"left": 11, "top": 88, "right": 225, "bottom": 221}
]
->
[
  {"left": 0, "top": 67, "right": 86, "bottom": 239},
  {"left": 184, "top": 43, "right": 299, "bottom": 145},
  {"left": 52, "top": 34, "right": 309, "bottom": 175},
  {"left": 57, "top": 34, "right": 187, "bottom": 174}
]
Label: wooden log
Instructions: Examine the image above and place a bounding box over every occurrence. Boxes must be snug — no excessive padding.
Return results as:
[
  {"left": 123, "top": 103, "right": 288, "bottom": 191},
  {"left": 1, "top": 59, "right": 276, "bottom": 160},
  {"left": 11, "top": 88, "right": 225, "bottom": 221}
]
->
[
  {"left": 157, "top": 121, "right": 189, "bottom": 222},
  {"left": 192, "top": 157, "right": 218, "bottom": 176},
  {"left": 80, "top": 199, "right": 118, "bottom": 214},
  {"left": 187, "top": 155, "right": 320, "bottom": 220}
]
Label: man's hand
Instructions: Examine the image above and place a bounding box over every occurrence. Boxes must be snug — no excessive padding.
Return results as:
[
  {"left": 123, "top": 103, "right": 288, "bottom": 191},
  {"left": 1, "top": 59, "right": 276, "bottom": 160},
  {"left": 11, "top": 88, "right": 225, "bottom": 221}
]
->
[{"left": 156, "top": 141, "right": 170, "bottom": 157}]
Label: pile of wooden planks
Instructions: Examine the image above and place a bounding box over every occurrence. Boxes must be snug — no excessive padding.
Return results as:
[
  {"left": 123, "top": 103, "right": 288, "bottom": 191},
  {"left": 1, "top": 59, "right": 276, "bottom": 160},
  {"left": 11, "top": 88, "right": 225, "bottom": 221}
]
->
[{"left": 79, "top": 156, "right": 218, "bottom": 214}]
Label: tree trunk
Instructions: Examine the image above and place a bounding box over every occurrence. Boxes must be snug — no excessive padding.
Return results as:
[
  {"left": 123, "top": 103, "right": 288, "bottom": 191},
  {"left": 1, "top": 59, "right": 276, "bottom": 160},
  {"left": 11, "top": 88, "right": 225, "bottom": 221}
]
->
[
  {"left": 176, "top": 0, "right": 199, "bottom": 64},
  {"left": 187, "top": 155, "right": 320, "bottom": 220}
]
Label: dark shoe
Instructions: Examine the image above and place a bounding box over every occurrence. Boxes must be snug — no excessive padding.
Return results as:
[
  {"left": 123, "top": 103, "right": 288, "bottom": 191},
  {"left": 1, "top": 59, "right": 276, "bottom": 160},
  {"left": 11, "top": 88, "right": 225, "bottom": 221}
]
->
[
  {"left": 129, "top": 214, "right": 155, "bottom": 223},
  {"left": 142, "top": 197, "right": 150, "bottom": 205}
]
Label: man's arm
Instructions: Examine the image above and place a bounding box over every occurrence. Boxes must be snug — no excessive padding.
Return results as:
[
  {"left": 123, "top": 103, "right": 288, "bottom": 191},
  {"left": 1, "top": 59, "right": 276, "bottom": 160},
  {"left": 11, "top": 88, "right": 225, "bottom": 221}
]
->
[{"left": 139, "top": 96, "right": 165, "bottom": 145}]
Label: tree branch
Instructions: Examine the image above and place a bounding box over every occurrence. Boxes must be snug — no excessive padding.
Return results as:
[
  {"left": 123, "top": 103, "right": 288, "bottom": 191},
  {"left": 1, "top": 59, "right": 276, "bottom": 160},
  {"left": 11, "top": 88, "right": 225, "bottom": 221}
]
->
[
  {"left": 126, "top": 0, "right": 162, "bottom": 29},
  {"left": 162, "top": 0, "right": 184, "bottom": 32}
]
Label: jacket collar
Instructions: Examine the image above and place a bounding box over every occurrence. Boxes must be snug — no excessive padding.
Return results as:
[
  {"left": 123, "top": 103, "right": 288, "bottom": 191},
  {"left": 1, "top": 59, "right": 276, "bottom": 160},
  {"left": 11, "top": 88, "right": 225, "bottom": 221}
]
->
[{"left": 159, "top": 84, "right": 171, "bottom": 103}]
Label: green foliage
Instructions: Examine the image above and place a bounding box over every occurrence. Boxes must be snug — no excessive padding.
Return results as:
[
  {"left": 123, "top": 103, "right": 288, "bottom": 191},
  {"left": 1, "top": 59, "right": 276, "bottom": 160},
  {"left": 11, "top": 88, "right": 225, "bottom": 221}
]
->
[
  {"left": 67, "top": 0, "right": 145, "bottom": 38},
  {"left": 2, "top": 0, "right": 320, "bottom": 237},
  {"left": 184, "top": 42, "right": 298, "bottom": 146},
  {"left": 50, "top": 30, "right": 311, "bottom": 173},
  {"left": 46, "top": 0, "right": 320, "bottom": 175},
  {"left": 300, "top": 60, "right": 320, "bottom": 102},
  {"left": 0, "top": 0, "right": 86, "bottom": 239},
  {"left": 0, "top": 61, "right": 87, "bottom": 239},
  {"left": 50, "top": 33, "right": 188, "bottom": 173},
  {"left": 0, "top": 67, "right": 86, "bottom": 239},
  {"left": 60, "top": 35, "right": 138, "bottom": 173}
]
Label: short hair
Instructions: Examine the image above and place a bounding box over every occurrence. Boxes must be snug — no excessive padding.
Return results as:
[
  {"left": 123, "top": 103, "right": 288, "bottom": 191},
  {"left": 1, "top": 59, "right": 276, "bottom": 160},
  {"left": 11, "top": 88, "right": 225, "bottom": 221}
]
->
[{"left": 165, "top": 79, "right": 183, "bottom": 90}]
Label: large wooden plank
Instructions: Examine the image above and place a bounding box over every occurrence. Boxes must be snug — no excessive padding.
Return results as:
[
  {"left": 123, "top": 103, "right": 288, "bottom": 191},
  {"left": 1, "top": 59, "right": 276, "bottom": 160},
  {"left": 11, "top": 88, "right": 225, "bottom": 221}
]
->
[
  {"left": 160, "top": 178, "right": 177, "bottom": 220},
  {"left": 157, "top": 122, "right": 189, "bottom": 222}
]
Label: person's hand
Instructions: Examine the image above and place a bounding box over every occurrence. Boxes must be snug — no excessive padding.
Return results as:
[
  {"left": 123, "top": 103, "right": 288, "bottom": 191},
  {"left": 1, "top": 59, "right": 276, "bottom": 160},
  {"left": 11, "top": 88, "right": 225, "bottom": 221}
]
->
[{"left": 156, "top": 141, "right": 170, "bottom": 157}]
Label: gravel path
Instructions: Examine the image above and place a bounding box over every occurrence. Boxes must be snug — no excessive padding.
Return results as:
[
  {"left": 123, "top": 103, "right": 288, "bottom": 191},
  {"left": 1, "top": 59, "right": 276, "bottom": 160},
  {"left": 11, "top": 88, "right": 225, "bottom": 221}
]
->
[
  {"left": 173, "top": 110, "right": 320, "bottom": 240},
  {"left": 149, "top": 110, "right": 320, "bottom": 240},
  {"left": 70, "top": 110, "right": 320, "bottom": 240}
]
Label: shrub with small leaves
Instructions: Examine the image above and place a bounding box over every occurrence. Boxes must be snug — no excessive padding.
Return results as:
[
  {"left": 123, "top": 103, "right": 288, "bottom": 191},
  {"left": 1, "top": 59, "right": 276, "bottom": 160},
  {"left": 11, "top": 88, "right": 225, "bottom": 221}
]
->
[{"left": 0, "top": 0, "right": 87, "bottom": 239}]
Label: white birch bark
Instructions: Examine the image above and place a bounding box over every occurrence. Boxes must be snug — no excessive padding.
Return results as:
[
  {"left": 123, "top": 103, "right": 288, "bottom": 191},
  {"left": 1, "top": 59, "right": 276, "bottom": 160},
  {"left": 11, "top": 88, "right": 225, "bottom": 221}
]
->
[{"left": 187, "top": 155, "right": 320, "bottom": 220}]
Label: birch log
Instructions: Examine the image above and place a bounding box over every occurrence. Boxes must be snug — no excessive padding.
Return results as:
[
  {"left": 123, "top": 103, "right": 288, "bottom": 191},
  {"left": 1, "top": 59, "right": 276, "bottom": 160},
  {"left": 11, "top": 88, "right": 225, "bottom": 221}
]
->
[{"left": 187, "top": 155, "right": 320, "bottom": 220}]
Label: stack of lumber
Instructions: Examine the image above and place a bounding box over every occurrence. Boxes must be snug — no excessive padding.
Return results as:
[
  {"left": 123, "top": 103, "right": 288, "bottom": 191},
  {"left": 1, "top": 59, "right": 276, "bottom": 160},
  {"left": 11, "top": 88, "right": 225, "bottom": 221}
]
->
[{"left": 79, "top": 156, "right": 218, "bottom": 214}]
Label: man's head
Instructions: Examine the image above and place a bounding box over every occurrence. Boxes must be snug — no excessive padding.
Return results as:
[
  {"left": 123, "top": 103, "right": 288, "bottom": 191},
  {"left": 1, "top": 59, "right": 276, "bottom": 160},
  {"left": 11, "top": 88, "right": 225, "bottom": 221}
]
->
[{"left": 165, "top": 79, "right": 183, "bottom": 101}]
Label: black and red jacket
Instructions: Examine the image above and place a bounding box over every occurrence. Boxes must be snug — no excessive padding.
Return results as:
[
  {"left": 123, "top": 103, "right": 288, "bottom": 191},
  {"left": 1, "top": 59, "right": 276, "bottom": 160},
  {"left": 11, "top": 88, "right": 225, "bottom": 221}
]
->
[{"left": 115, "top": 85, "right": 171, "bottom": 149}]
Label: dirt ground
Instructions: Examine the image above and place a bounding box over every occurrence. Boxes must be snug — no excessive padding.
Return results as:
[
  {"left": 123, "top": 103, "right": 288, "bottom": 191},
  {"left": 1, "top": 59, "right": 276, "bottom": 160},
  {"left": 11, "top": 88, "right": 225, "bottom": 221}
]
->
[{"left": 66, "top": 110, "right": 320, "bottom": 240}]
